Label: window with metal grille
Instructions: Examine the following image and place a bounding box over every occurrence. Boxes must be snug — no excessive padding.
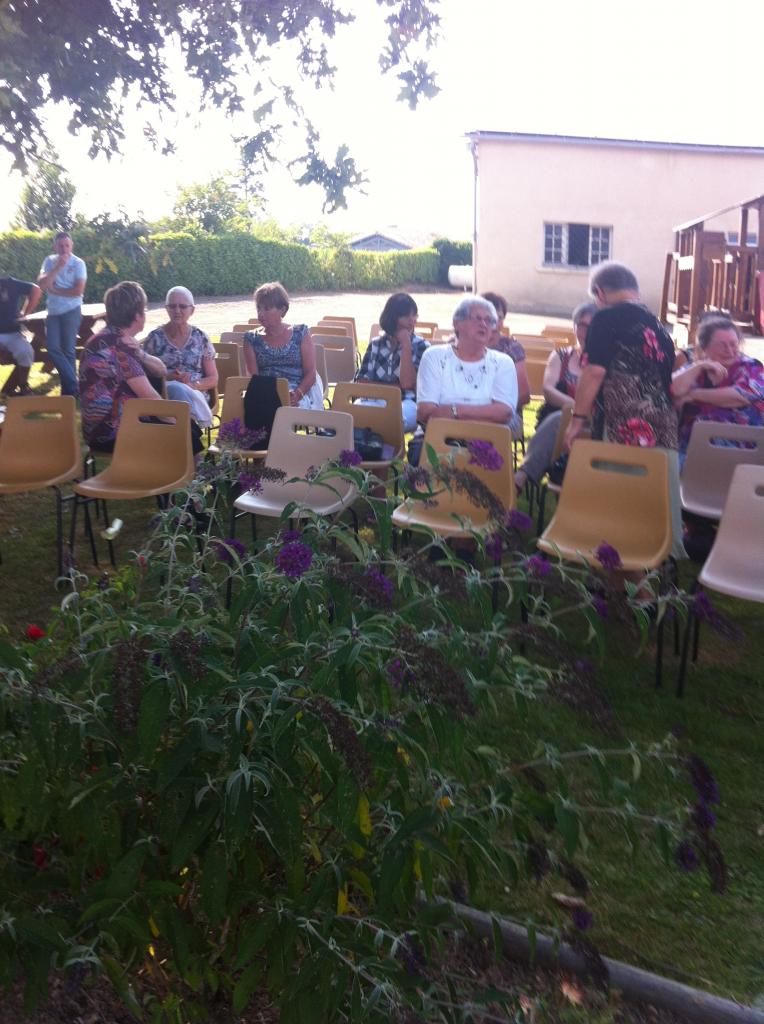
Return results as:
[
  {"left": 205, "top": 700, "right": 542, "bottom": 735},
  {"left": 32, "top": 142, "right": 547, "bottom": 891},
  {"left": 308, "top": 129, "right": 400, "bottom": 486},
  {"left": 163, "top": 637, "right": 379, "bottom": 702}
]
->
[{"left": 544, "top": 223, "right": 565, "bottom": 264}]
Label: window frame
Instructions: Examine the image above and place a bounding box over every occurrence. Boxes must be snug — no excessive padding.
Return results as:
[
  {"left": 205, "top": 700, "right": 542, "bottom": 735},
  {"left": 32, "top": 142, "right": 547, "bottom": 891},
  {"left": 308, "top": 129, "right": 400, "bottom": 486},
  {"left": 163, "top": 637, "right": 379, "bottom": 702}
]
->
[{"left": 542, "top": 221, "right": 612, "bottom": 268}]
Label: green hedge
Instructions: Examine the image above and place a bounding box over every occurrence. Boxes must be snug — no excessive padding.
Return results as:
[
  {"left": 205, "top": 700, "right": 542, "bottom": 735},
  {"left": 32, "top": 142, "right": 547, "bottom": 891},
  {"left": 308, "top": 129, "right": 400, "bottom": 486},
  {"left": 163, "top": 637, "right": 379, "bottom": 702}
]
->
[
  {"left": 431, "top": 237, "right": 472, "bottom": 285},
  {"left": 0, "top": 230, "right": 439, "bottom": 302}
]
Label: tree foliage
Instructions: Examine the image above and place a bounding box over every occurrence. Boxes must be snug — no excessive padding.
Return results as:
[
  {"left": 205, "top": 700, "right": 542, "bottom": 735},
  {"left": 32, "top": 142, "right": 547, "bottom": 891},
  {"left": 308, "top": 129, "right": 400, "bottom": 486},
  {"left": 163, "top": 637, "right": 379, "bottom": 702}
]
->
[
  {"left": 0, "top": 0, "right": 442, "bottom": 210},
  {"left": 170, "top": 177, "right": 250, "bottom": 234},
  {"left": 13, "top": 155, "right": 76, "bottom": 232}
]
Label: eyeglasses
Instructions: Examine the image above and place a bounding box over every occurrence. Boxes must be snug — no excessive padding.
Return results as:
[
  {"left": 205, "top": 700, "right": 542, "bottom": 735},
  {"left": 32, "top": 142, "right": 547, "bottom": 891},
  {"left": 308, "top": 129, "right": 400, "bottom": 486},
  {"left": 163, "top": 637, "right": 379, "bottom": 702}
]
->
[
  {"left": 466, "top": 316, "right": 496, "bottom": 327},
  {"left": 167, "top": 303, "right": 191, "bottom": 311}
]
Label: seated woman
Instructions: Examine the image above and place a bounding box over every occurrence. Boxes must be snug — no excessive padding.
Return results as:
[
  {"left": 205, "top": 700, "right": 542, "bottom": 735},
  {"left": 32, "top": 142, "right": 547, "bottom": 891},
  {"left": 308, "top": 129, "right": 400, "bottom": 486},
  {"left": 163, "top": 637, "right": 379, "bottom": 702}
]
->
[
  {"left": 80, "top": 281, "right": 174, "bottom": 451},
  {"left": 481, "top": 291, "right": 530, "bottom": 438},
  {"left": 243, "top": 281, "right": 322, "bottom": 409},
  {"left": 142, "top": 286, "right": 218, "bottom": 427},
  {"left": 416, "top": 295, "right": 517, "bottom": 426},
  {"left": 672, "top": 314, "right": 764, "bottom": 462},
  {"left": 513, "top": 301, "right": 595, "bottom": 494},
  {"left": 355, "top": 291, "right": 428, "bottom": 432}
]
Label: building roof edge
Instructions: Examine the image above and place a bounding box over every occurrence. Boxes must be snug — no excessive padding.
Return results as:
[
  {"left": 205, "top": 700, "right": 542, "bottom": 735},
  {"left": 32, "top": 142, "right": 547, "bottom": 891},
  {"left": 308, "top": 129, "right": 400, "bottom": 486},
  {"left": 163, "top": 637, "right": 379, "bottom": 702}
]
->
[{"left": 465, "top": 130, "right": 764, "bottom": 155}]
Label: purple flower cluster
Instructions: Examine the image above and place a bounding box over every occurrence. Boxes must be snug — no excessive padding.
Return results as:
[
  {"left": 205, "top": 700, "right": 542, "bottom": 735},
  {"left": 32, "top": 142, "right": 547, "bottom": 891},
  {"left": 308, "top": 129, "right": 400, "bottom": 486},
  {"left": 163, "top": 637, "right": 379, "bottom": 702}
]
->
[
  {"left": 590, "top": 594, "right": 609, "bottom": 620},
  {"left": 339, "top": 448, "right": 363, "bottom": 467},
  {"left": 386, "top": 657, "right": 414, "bottom": 691},
  {"left": 571, "top": 907, "right": 593, "bottom": 932},
  {"left": 403, "top": 464, "right": 432, "bottom": 491},
  {"left": 238, "top": 471, "right": 262, "bottom": 494},
  {"left": 692, "top": 801, "right": 717, "bottom": 832},
  {"left": 467, "top": 439, "right": 504, "bottom": 472},
  {"left": 362, "top": 566, "right": 394, "bottom": 605},
  {"left": 687, "top": 754, "right": 719, "bottom": 805},
  {"left": 675, "top": 840, "right": 700, "bottom": 872},
  {"left": 280, "top": 528, "right": 302, "bottom": 543},
  {"left": 275, "top": 540, "right": 313, "bottom": 578},
  {"left": 218, "top": 417, "right": 266, "bottom": 450},
  {"left": 506, "top": 508, "right": 533, "bottom": 532},
  {"left": 526, "top": 554, "right": 551, "bottom": 579},
  {"left": 594, "top": 542, "right": 622, "bottom": 571},
  {"left": 214, "top": 538, "right": 247, "bottom": 564}
]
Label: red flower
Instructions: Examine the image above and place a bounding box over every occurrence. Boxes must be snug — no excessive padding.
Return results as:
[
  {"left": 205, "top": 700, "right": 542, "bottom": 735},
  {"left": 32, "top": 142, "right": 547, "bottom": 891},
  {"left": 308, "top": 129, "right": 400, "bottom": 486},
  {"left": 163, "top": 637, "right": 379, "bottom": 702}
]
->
[
  {"left": 25, "top": 624, "right": 46, "bottom": 642},
  {"left": 642, "top": 327, "right": 665, "bottom": 362},
  {"left": 616, "top": 418, "right": 656, "bottom": 447},
  {"left": 31, "top": 844, "right": 50, "bottom": 869}
]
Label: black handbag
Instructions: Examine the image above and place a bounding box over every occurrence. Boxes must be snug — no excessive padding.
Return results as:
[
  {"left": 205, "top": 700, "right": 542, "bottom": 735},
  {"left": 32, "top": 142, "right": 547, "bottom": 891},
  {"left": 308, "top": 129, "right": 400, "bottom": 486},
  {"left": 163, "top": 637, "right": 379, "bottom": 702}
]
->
[{"left": 353, "top": 426, "right": 385, "bottom": 461}]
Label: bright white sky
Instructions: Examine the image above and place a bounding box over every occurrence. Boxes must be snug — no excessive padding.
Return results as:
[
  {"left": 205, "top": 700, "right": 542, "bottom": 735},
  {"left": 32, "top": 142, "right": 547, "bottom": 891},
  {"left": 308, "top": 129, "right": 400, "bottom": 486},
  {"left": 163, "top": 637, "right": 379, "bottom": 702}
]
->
[{"left": 2, "top": 0, "right": 763, "bottom": 240}]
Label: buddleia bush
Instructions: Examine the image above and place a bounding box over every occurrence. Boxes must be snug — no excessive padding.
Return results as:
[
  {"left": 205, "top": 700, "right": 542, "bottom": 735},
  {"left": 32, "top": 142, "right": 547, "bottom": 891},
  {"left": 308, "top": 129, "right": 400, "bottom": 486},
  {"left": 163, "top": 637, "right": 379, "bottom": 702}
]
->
[{"left": 0, "top": 442, "right": 723, "bottom": 1021}]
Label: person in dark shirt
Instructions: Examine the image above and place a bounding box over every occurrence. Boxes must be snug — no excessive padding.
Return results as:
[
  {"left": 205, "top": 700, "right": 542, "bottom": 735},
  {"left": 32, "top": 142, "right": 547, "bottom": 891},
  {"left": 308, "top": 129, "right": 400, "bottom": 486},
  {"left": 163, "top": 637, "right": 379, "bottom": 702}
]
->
[
  {"left": 0, "top": 275, "right": 42, "bottom": 397},
  {"left": 565, "top": 261, "right": 677, "bottom": 451}
]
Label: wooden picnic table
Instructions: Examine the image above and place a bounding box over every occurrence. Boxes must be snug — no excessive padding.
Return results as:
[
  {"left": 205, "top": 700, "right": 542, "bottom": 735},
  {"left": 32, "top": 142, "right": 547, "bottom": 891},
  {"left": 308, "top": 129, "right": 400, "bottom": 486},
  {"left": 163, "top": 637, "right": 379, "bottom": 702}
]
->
[{"left": 20, "top": 304, "right": 106, "bottom": 371}]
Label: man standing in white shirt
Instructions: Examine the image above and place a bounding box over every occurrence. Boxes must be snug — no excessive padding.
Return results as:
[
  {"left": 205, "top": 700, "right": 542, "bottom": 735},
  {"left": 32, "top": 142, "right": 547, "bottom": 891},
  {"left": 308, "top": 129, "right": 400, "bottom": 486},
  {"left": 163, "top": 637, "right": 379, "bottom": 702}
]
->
[{"left": 37, "top": 231, "right": 87, "bottom": 397}]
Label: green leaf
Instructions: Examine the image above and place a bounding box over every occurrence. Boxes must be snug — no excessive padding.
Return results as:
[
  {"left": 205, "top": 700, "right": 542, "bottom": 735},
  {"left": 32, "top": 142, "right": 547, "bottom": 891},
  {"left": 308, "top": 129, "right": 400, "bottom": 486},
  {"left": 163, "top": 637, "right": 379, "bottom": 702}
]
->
[
  {"left": 235, "top": 914, "right": 275, "bottom": 969},
  {"left": 490, "top": 914, "right": 503, "bottom": 963},
  {"left": 137, "top": 680, "right": 171, "bottom": 762},
  {"left": 169, "top": 800, "right": 220, "bottom": 872},
  {"left": 201, "top": 843, "right": 228, "bottom": 925},
  {"left": 554, "top": 798, "right": 580, "bottom": 857}
]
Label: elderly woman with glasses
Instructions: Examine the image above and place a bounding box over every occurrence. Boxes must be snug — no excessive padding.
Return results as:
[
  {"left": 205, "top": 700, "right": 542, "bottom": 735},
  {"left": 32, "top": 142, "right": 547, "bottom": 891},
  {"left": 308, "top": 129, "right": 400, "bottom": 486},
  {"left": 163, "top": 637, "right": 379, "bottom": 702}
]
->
[
  {"left": 142, "top": 286, "right": 218, "bottom": 426},
  {"left": 416, "top": 296, "right": 518, "bottom": 426}
]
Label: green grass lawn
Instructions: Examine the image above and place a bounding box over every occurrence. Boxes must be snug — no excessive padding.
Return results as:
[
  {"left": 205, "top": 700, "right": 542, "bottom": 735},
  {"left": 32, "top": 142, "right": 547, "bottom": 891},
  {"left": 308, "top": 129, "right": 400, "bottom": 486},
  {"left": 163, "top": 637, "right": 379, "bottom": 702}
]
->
[{"left": 1, "top": 373, "right": 762, "bottom": 1009}]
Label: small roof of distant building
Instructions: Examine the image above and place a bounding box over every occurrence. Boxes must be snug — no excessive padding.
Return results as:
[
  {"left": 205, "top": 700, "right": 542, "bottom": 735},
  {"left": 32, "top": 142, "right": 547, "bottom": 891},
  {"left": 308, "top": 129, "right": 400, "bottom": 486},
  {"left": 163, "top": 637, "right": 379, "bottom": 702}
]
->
[
  {"left": 467, "top": 130, "right": 764, "bottom": 156},
  {"left": 349, "top": 232, "right": 410, "bottom": 252}
]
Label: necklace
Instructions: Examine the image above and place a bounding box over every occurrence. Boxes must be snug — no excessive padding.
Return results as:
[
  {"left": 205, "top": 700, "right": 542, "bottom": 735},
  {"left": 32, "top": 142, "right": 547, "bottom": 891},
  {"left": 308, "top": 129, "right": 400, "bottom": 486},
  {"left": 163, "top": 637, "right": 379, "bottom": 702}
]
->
[{"left": 454, "top": 352, "right": 487, "bottom": 390}]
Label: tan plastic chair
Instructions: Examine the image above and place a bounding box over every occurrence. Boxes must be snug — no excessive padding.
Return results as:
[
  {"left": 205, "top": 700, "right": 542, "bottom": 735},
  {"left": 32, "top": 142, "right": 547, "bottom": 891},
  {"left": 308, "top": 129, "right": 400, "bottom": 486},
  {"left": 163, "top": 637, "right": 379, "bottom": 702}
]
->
[
  {"left": 313, "top": 344, "right": 330, "bottom": 404},
  {"left": 248, "top": 319, "right": 262, "bottom": 326},
  {"left": 219, "top": 331, "right": 247, "bottom": 345},
  {"left": 369, "top": 322, "right": 382, "bottom": 342},
  {"left": 524, "top": 358, "right": 547, "bottom": 399},
  {"left": 232, "top": 406, "right": 358, "bottom": 527},
  {"left": 680, "top": 420, "right": 764, "bottom": 520},
  {"left": 537, "top": 440, "right": 672, "bottom": 572},
  {"left": 73, "top": 400, "right": 195, "bottom": 563},
  {"left": 231, "top": 324, "right": 252, "bottom": 333},
  {"left": 432, "top": 328, "right": 454, "bottom": 343},
  {"left": 208, "top": 375, "right": 289, "bottom": 460},
  {"left": 321, "top": 316, "right": 357, "bottom": 345},
  {"left": 312, "top": 334, "right": 357, "bottom": 384},
  {"left": 314, "top": 322, "right": 353, "bottom": 338},
  {"left": 542, "top": 325, "right": 575, "bottom": 345},
  {"left": 333, "top": 381, "right": 405, "bottom": 472},
  {"left": 414, "top": 321, "right": 438, "bottom": 339},
  {"left": 0, "top": 396, "right": 81, "bottom": 575},
  {"left": 392, "top": 418, "right": 515, "bottom": 541},
  {"left": 213, "top": 342, "right": 244, "bottom": 393},
  {"left": 677, "top": 463, "right": 764, "bottom": 695}
]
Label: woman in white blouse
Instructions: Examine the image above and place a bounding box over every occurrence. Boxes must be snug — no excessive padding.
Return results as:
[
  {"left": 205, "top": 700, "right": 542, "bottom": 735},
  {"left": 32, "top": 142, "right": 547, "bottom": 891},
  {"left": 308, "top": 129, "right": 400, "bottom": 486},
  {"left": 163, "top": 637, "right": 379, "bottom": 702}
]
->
[{"left": 416, "top": 296, "right": 518, "bottom": 426}]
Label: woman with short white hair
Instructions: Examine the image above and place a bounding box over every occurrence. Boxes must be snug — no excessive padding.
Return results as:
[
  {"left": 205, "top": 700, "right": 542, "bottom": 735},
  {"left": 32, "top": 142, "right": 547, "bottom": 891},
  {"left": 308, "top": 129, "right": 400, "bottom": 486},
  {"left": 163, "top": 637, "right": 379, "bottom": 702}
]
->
[
  {"left": 416, "top": 296, "right": 518, "bottom": 426},
  {"left": 142, "top": 286, "right": 218, "bottom": 426}
]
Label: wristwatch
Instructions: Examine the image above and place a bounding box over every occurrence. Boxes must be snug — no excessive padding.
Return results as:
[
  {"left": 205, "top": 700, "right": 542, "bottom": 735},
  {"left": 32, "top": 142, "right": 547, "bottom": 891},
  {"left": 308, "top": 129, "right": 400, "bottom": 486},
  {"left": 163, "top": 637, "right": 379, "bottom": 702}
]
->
[{"left": 451, "top": 403, "right": 458, "bottom": 419}]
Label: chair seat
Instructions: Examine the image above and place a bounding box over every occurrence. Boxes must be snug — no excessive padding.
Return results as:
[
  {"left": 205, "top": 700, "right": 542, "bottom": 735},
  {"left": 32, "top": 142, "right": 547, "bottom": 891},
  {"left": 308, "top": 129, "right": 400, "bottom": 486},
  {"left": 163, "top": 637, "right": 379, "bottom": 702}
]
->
[
  {"left": 679, "top": 487, "right": 723, "bottom": 521},
  {"left": 207, "top": 443, "right": 266, "bottom": 461},
  {"left": 75, "top": 471, "right": 193, "bottom": 501},
  {"left": 392, "top": 500, "right": 491, "bottom": 539},
  {"left": 537, "top": 533, "right": 668, "bottom": 572},
  {"left": 0, "top": 464, "right": 81, "bottom": 493},
  {"left": 234, "top": 477, "right": 358, "bottom": 518}
]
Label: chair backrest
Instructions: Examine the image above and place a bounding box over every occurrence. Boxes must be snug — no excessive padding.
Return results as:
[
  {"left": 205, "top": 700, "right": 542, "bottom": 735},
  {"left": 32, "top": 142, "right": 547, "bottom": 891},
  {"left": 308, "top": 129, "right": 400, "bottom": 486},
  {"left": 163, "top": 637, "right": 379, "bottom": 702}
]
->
[
  {"left": 248, "top": 319, "right": 261, "bottom": 326},
  {"left": 220, "top": 375, "right": 289, "bottom": 426},
  {"left": 0, "top": 395, "right": 81, "bottom": 485},
  {"left": 321, "top": 315, "right": 357, "bottom": 343},
  {"left": 108, "top": 399, "right": 194, "bottom": 491},
  {"left": 313, "top": 343, "right": 329, "bottom": 398},
  {"left": 420, "top": 417, "right": 516, "bottom": 520},
  {"left": 550, "top": 405, "right": 574, "bottom": 464},
  {"left": 231, "top": 324, "right": 251, "bottom": 333},
  {"left": 314, "top": 322, "right": 353, "bottom": 338},
  {"left": 213, "top": 342, "right": 244, "bottom": 393},
  {"left": 332, "top": 381, "right": 405, "bottom": 456},
  {"left": 369, "top": 322, "right": 382, "bottom": 342},
  {"left": 219, "top": 331, "right": 247, "bottom": 345},
  {"left": 543, "top": 440, "right": 672, "bottom": 568},
  {"left": 681, "top": 421, "right": 764, "bottom": 517},
  {"left": 542, "top": 325, "right": 575, "bottom": 345},
  {"left": 433, "top": 328, "right": 454, "bottom": 342},
  {"left": 414, "top": 321, "right": 438, "bottom": 339},
  {"left": 524, "top": 358, "right": 547, "bottom": 398},
  {"left": 311, "top": 334, "right": 357, "bottom": 383},
  {"left": 513, "top": 334, "right": 556, "bottom": 350},
  {"left": 699, "top": 463, "right": 764, "bottom": 600},
  {"left": 264, "top": 406, "right": 355, "bottom": 475}
]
